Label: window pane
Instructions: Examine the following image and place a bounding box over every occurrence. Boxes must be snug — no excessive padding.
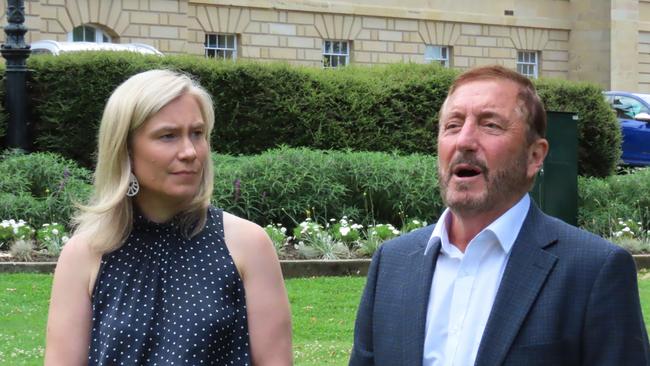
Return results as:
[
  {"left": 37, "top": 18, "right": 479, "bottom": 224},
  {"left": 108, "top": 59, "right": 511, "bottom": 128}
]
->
[
  {"left": 85, "top": 26, "right": 94, "bottom": 42},
  {"left": 333, "top": 41, "right": 340, "bottom": 54},
  {"left": 227, "top": 35, "right": 235, "bottom": 49},
  {"left": 342, "top": 41, "right": 348, "bottom": 54},
  {"left": 225, "top": 50, "right": 233, "bottom": 59},
  {"left": 530, "top": 52, "right": 536, "bottom": 62},
  {"left": 323, "top": 55, "right": 331, "bottom": 67},
  {"left": 324, "top": 41, "right": 331, "bottom": 53},
  {"left": 102, "top": 34, "right": 109, "bottom": 43},
  {"left": 73, "top": 26, "right": 83, "bottom": 42},
  {"left": 441, "top": 47, "right": 447, "bottom": 59},
  {"left": 332, "top": 56, "right": 339, "bottom": 67},
  {"left": 517, "top": 52, "right": 523, "bottom": 62},
  {"left": 217, "top": 35, "right": 225, "bottom": 48},
  {"left": 217, "top": 50, "right": 225, "bottom": 59}
]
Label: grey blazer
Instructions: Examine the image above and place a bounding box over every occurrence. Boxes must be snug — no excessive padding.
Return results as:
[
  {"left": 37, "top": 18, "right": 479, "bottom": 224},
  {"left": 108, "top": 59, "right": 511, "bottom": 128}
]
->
[{"left": 349, "top": 201, "right": 649, "bottom": 366}]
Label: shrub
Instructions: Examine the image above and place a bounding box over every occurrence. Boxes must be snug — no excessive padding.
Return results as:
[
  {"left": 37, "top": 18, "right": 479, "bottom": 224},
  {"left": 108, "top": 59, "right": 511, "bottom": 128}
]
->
[
  {"left": 211, "top": 147, "right": 441, "bottom": 230},
  {"left": 264, "top": 223, "right": 289, "bottom": 257},
  {"left": 578, "top": 167, "right": 650, "bottom": 237},
  {"left": 536, "top": 78, "right": 621, "bottom": 177},
  {"left": 36, "top": 222, "right": 69, "bottom": 255},
  {"left": 0, "top": 219, "right": 35, "bottom": 250},
  {"left": 23, "top": 53, "right": 616, "bottom": 176},
  {"left": 0, "top": 151, "right": 92, "bottom": 229}
]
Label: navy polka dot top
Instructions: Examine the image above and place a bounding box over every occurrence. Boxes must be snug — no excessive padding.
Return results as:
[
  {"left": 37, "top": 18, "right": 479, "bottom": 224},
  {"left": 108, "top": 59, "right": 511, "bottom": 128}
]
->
[{"left": 89, "top": 206, "right": 251, "bottom": 365}]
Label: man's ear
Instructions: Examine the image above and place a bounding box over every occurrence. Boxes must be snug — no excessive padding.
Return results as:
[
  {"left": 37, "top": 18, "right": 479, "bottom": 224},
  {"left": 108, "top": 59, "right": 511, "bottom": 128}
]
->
[{"left": 527, "top": 138, "right": 549, "bottom": 179}]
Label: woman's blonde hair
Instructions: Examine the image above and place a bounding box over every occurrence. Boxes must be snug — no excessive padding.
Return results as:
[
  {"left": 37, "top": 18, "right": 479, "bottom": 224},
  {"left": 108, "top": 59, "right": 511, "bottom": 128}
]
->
[{"left": 73, "top": 69, "right": 215, "bottom": 254}]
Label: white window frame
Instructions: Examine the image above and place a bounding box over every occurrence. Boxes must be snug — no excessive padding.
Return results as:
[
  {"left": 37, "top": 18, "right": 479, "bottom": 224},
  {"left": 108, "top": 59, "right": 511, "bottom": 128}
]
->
[
  {"left": 67, "top": 25, "right": 111, "bottom": 43},
  {"left": 517, "top": 51, "right": 539, "bottom": 78},
  {"left": 424, "top": 45, "right": 450, "bottom": 67},
  {"left": 204, "top": 33, "right": 237, "bottom": 60},
  {"left": 323, "top": 40, "right": 350, "bottom": 68}
]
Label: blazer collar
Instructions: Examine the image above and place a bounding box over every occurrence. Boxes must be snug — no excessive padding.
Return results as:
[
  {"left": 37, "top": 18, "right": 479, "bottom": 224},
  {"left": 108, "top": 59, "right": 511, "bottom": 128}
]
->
[
  {"left": 474, "top": 201, "right": 559, "bottom": 366},
  {"left": 401, "top": 227, "right": 439, "bottom": 366}
]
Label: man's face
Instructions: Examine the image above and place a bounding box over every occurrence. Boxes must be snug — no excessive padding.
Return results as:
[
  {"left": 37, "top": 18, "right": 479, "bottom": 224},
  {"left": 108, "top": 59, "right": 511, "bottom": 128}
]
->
[{"left": 437, "top": 79, "right": 545, "bottom": 217}]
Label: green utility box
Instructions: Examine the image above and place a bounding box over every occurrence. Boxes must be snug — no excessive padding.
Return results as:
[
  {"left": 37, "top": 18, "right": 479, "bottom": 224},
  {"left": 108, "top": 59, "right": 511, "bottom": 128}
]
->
[{"left": 530, "top": 111, "right": 578, "bottom": 226}]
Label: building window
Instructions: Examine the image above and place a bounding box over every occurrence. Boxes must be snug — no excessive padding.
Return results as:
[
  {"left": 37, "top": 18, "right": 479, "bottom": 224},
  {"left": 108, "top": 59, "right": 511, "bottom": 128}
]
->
[
  {"left": 204, "top": 34, "right": 237, "bottom": 60},
  {"left": 425, "top": 45, "right": 450, "bottom": 67},
  {"left": 517, "top": 51, "right": 538, "bottom": 78},
  {"left": 323, "top": 40, "right": 350, "bottom": 68},
  {"left": 68, "top": 25, "right": 111, "bottom": 43}
]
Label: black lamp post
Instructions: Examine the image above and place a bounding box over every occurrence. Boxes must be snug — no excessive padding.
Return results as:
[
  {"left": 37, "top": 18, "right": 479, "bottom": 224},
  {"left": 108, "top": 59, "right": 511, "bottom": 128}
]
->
[{"left": 1, "top": 0, "right": 31, "bottom": 151}]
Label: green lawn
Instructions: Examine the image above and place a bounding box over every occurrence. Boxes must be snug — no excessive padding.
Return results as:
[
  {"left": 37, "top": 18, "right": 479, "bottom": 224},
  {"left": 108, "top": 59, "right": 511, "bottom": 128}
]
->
[{"left": 1, "top": 273, "right": 649, "bottom": 366}]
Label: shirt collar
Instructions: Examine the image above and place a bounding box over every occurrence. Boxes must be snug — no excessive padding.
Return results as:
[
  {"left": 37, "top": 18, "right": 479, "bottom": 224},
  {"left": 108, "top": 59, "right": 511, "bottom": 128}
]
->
[{"left": 425, "top": 194, "right": 531, "bottom": 255}]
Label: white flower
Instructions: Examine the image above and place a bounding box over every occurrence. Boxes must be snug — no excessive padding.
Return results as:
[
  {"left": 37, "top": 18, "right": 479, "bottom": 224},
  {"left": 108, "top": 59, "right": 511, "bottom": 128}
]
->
[
  {"left": 280, "top": 227, "right": 286, "bottom": 234},
  {"left": 392, "top": 229, "right": 400, "bottom": 235},
  {"left": 52, "top": 229, "right": 59, "bottom": 235},
  {"left": 62, "top": 236, "right": 69, "bottom": 243},
  {"left": 351, "top": 224, "right": 363, "bottom": 230},
  {"left": 339, "top": 227, "right": 351, "bottom": 236},
  {"left": 412, "top": 220, "right": 420, "bottom": 225},
  {"left": 0, "top": 222, "right": 8, "bottom": 228},
  {"left": 622, "top": 227, "right": 631, "bottom": 232},
  {"left": 43, "top": 223, "right": 50, "bottom": 227}
]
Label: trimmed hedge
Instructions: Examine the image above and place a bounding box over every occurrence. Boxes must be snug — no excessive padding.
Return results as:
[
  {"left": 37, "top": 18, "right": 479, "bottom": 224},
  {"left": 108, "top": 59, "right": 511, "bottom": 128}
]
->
[{"left": 0, "top": 53, "right": 619, "bottom": 177}]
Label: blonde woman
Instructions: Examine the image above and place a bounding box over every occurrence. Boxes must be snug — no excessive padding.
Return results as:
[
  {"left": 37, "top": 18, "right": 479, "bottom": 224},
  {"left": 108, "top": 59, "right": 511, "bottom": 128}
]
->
[{"left": 45, "top": 70, "right": 292, "bottom": 365}]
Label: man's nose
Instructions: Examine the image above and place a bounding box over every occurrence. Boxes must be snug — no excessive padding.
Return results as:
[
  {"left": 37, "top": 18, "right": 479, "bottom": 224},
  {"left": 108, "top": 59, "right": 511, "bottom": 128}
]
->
[{"left": 455, "top": 120, "right": 479, "bottom": 151}]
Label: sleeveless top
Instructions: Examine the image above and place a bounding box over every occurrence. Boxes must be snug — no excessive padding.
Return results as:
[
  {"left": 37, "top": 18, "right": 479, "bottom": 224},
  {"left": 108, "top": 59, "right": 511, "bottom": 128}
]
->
[{"left": 89, "top": 207, "right": 251, "bottom": 365}]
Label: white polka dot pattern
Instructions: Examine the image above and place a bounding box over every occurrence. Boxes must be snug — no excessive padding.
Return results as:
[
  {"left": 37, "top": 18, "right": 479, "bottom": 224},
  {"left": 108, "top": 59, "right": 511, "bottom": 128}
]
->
[{"left": 89, "top": 207, "right": 251, "bottom": 365}]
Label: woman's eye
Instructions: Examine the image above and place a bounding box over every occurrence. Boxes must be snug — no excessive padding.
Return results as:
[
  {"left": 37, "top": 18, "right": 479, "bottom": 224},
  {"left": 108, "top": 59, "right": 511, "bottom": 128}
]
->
[
  {"left": 192, "top": 130, "right": 204, "bottom": 138},
  {"left": 160, "top": 134, "right": 175, "bottom": 140}
]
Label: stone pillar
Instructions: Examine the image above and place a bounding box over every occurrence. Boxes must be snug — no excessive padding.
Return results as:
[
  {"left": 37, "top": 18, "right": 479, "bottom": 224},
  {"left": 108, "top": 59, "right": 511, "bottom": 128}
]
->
[{"left": 610, "top": 0, "right": 639, "bottom": 91}]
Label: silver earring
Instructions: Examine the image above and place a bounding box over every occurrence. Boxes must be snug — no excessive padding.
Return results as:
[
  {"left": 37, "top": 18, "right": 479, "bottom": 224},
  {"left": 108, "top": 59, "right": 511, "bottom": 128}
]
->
[{"left": 126, "top": 173, "right": 139, "bottom": 197}]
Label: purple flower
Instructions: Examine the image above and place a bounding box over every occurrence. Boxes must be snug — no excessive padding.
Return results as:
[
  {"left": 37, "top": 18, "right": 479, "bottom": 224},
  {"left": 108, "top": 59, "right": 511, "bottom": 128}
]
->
[{"left": 233, "top": 178, "right": 241, "bottom": 202}]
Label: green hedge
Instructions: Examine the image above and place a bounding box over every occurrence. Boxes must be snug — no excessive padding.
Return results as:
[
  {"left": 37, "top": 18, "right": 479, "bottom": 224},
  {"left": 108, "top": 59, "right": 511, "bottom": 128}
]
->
[
  {"left": 0, "top": 53, "right": 619, "bottom": 177},
  {"left": 1, "top": 149, "right": 648, "bottom": 240}
]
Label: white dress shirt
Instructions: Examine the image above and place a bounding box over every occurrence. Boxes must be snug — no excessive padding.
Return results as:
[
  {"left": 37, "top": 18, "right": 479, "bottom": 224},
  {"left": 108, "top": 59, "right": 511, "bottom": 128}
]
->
[{"left": 422, "top": 194, "right": 530, "bottom": 366}]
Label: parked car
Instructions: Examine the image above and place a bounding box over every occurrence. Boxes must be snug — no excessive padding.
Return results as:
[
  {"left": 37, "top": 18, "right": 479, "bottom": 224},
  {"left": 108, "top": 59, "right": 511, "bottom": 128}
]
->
[
  {"left": 30, "top": 40, "right": 163, "bottom": 56},
  {"left": 603, "top": 91, "right": 650, "bottom": 166}
]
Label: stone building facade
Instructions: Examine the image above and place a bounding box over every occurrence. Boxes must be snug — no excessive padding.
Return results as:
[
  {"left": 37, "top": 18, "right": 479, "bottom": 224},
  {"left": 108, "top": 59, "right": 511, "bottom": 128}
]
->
[{"left": 0, "top": 0, "right": 649, "bottom": 91}]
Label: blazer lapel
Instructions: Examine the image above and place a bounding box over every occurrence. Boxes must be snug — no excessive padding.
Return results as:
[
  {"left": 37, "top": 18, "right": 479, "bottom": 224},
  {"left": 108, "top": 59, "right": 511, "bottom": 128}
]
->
[
  {"left": 401, "top": 236, "right": 440, "bottom": 366},
  {"left": 474, "top": 204, "right": 558, "bottom": 366}
]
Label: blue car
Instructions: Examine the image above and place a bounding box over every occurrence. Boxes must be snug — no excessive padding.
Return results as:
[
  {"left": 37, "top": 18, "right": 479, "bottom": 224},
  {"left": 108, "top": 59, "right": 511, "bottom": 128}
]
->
[{"left": 603, "top": 91, "right": 650, "bottom": 166}]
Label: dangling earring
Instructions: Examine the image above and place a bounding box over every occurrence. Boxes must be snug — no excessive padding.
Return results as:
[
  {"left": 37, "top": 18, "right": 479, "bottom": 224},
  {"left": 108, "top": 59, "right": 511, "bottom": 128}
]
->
[{"left": 126, "top": 173, "right": 139, "bottom": 197}]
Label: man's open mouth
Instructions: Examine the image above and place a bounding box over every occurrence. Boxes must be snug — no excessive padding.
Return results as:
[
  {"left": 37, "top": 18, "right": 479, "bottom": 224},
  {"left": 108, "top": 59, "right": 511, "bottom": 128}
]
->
[{"left": 453, "top": 164, "right": 483, "bottom": 178}]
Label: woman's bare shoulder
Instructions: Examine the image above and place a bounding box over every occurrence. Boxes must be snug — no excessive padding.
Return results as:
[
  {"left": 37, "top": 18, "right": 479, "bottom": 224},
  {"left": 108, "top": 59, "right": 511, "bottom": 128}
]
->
[
  {"left": 221, "top": 211, "right": 277, "bottom": 277},
  {"left": 221, "top": 211, "right": 270, "bottom": 246},
  {"left": 56, "top": 233, "right": 103, "bottom": 294}
]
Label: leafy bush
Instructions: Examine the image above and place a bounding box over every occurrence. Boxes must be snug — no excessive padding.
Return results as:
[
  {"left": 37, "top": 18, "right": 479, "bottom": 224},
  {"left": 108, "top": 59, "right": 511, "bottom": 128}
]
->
[
  {"left": 578, "top": 167, "right": 650, "bottom": 237},
  {"left": 0, "top": 219, "right": 34, "bottom": 250},
  {"left": 212, "top": 146, "right": 441, "bottom": 230},
  {"left": 23, "top": 53, "right": 616, "bottom": 176},
  {"left": 0, "top": 151, "right": 92, "bottom": 229},
  {"left": 536, "top": 78, "right": 621, "bottom": 177}
]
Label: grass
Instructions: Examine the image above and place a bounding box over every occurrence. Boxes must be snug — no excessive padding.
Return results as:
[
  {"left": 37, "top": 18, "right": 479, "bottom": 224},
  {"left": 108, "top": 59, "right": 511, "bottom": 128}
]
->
[{"left": 1, "top": 273, "right": 649, "bottom": 366}]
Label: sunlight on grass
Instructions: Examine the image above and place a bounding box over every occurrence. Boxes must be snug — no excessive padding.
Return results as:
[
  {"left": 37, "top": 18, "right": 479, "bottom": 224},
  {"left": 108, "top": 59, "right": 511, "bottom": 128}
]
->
[{"left": 0, "top": 273, "right": 649, "bottom": 366}]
